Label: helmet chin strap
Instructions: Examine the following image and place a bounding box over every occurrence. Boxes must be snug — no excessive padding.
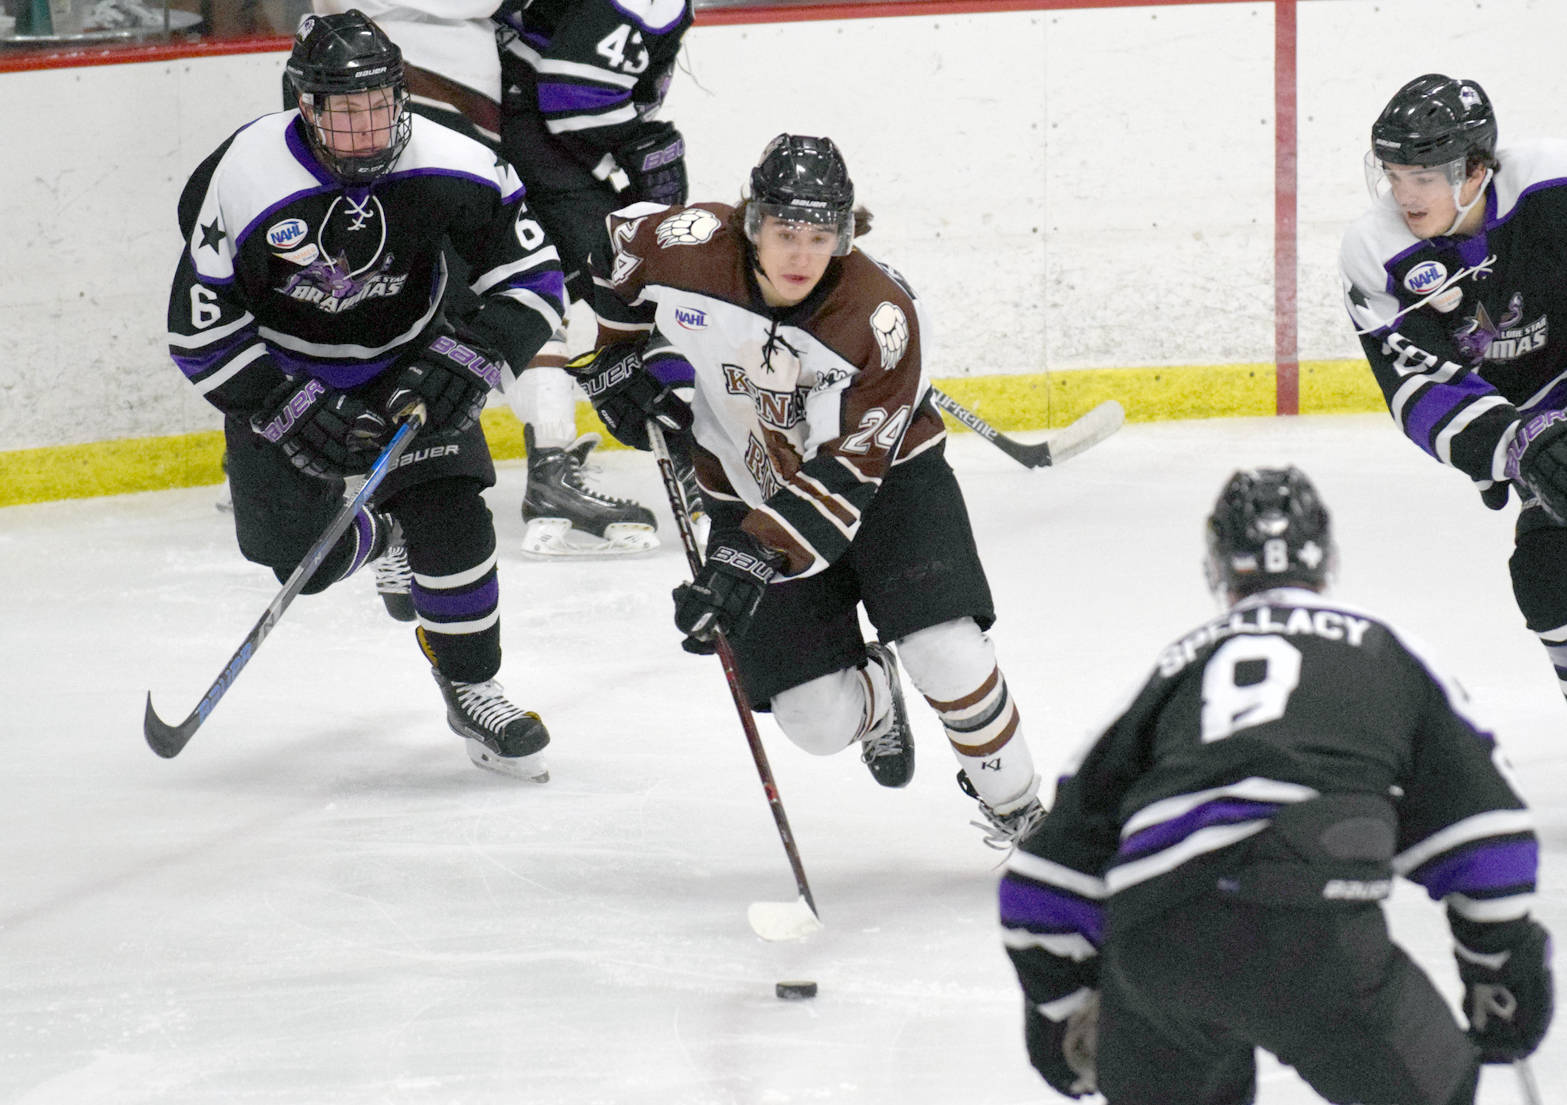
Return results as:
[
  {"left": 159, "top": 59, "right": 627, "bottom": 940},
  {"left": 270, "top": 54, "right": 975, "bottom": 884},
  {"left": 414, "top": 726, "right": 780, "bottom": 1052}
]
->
[{"left": 1443, "top": 167, "right": 1493, "bottom": 235}]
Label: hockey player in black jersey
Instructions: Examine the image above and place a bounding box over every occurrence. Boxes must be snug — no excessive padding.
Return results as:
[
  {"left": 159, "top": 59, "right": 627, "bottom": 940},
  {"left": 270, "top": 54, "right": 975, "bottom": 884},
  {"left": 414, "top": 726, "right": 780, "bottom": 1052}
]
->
[
  {"left": 1000, "top": 467, "right": 1553, "bottom": 1103},
  {"left": 1342, "top": 74, "right": 1567, "bottom": 711},
  {"left": 167, "top": 10, "right": 567, "bottom": 780},
  {"left": 304, "top": 1, "right": 681, "bottom": 558}
]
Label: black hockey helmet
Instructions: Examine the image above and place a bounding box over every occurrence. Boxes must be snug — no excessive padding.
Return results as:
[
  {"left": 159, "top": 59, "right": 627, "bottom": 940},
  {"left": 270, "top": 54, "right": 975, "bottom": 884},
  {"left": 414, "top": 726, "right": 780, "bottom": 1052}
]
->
[
  {"left": 1370, "top": 74, "right": 1497, "bottom": 169},
  {"left": 744, "top": 134, "right": 856, "bottom": 255},
  {"left": 1204, "top": 467, "right": 1335, "bottom": 599},
  {"left": 285, "top": 10, "right": 411, "bottom": 183}
]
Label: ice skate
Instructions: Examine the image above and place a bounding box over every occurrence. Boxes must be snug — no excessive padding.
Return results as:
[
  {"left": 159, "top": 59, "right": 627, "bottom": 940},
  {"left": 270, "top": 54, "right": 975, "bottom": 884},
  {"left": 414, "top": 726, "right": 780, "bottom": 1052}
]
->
[
  {"left": 432, "top": 669, "right": 551, "bottom": 781},
  {"left": 958, "top": 770, "right": 1045, "bottom": 850},
  {"left": 672, "top": 447, "right": 710, "bottom": 549},
  {"left": 520, "top": 425, "right": 659, "bottom": 558},
  {"left": 372, "top": 534, "right": 416, "bottom": 623},
  {"left": 860, "top": 642, "right": 915, "bottom": 788}
]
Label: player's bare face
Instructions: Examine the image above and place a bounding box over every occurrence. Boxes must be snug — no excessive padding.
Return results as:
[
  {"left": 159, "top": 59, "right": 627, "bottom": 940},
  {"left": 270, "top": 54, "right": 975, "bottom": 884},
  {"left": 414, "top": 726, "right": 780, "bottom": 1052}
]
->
[
  {"left": 753, "top": 217, "right": 836, "bottom": 307},
  {"left": 1384, "top": 162, "right": 1485, "bottom": 239},
  {"left": 308, "top": 87, "right": 400, "bottom": 158}
]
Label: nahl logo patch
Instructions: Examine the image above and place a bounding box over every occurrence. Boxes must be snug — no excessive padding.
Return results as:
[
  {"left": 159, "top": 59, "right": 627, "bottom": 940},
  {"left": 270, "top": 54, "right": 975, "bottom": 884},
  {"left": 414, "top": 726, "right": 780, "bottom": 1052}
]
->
[
  {"left": 1403, "top": 260, "right": 1448, "bottom": 295},
  {"left": 266, "top": 218, "right": 310, "bottom": 251}
]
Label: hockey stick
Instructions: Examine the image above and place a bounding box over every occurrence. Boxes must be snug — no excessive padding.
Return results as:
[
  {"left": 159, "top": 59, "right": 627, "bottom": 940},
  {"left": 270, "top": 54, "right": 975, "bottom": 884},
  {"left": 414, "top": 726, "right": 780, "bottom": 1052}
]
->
[
  {"left": 1515, "top": 1058, "right": 1542, "bottom": 1105},
  {"left": 143, "top": 404, "right": 427, "bottom": 758},
  {"left": 647, "top": 421, "right": 823, "bottom": 942},
  {"left": 930, "top": 388, "right": 1125, "bottom": 469}
]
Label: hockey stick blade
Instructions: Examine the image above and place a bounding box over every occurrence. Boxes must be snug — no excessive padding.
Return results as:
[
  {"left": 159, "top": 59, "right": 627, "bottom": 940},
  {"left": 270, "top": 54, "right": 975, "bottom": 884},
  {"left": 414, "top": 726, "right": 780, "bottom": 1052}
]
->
[
  {"left": 930, "top": 389, "right": 1124, "bottom": 468},
  {"left": 144, "top": 692, "right": 201, "bottom": 758},
  {"left": 747, "top": 896, "right": 823, "bottom": 942},
  {"left": 1039, "top": 399, "right": 1126, "bottom": 467}
]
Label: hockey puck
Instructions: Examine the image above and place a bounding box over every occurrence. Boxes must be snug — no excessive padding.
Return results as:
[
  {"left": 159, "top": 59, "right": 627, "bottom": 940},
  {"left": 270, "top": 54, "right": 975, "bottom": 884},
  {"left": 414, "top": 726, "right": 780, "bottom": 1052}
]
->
[{"left": 775, "top": 980, "right": 818, "bottom": 1000}]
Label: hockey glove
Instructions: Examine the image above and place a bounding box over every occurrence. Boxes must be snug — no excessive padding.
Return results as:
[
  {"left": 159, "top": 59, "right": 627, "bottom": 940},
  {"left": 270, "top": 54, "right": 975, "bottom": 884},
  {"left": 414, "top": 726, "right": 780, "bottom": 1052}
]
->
[
  {"left": 672, "top": 531, "right": 783, "bottom": 649},
  {"left": 1023, "top": 990, "right": 1100, "bottom": 1099},
  {"left": 384, "top": 329, "right": 506, "bottom": 435},
  {"left": 1452, "top": 914, "right": 1554, "bottom": 1062},
  {"left": 251, "top": 376, "right": 388, "bottom": 480},
  {"left": 615, "top": 121, "right": 688, "bottom": 208},
  {"left": 1505, "top": 410, "right": 1567, "bottom": 522},
  {"left": 565, "top": 342, "right": 691, "bottom": 451}
]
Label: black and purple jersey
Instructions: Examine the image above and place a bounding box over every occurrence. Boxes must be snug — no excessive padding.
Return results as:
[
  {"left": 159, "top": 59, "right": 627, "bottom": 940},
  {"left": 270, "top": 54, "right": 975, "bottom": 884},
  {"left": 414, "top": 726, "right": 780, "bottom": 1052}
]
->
[
  {"left": 168, "top": 110, "right": 566, "bottom": 416},
  {"left": 495, "top": 0, "right": 692, "bottom": 171},
  {"left": 999, "top": 587, "right": 1538, "bottom": 1011},
  {"left": 1340, "top": 139, "right": 1567, "bottom": 497}
]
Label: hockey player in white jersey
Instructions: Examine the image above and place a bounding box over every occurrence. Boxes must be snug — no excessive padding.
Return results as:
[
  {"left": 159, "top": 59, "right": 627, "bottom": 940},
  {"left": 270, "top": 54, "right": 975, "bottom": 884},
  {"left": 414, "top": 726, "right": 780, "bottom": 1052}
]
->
[{"left": 567, "top": 134, "right": 1046, "bottom": 845}]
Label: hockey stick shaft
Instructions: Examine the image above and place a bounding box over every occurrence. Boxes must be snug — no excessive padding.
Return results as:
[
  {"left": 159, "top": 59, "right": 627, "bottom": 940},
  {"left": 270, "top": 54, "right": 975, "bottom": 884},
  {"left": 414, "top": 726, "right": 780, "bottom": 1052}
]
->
[
  {"left": 930, "top": 387, "right": 1125, "bottom": 469},
  {"left": 143, "top": 405, "right": 427, "bottom": 758},
  {"left": 1515, "top": 1058, "right": 1542, "bottom": 1105},
  {"left": 647, "top": 422, "right": 820, "bottom": 921}
]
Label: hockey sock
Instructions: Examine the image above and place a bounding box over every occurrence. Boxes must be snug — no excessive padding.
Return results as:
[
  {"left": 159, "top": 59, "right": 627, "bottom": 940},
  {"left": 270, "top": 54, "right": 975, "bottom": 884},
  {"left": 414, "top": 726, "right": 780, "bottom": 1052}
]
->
[
  {"left": 504, "top": 329, "right": 576, "bottom": 449},
  {"left": 897, "top": 618, "right": 1038, "bottom": 810},
  {"left": 295, "top": 508, "right": 392, "bottom": 595},
  {"left": 399, "top": 482, "right": 501, "bottom": 684}
]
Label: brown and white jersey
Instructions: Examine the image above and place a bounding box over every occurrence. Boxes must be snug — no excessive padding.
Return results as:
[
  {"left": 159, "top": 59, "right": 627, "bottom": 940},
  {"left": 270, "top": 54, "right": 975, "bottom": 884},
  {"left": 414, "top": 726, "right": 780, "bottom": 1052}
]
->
[{"left": 594, "top": 201, "right": 948, "bottom": 577}]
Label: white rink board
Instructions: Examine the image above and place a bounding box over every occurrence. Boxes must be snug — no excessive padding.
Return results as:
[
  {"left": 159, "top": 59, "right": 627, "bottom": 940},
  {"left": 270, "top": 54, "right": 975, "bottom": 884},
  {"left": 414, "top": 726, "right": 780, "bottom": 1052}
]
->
[{"left": 3, "top": 0, "right": 1567, "bottom": 450}]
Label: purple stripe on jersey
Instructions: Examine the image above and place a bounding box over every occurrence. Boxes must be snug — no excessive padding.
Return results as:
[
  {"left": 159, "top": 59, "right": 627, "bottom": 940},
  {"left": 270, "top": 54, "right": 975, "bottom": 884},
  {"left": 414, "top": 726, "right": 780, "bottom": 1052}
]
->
[
  {"left": 999, "top": 875, "right": 1104, "bottom": 946},
  {"left": 172, "top": 332, "right": 256, "bottom": 378},
  {"left": 1403, "top": 370, "right": 1496, "bottom": 454},
  {"left": 387, "top": 166, "right": 499, "bottom": 195},
  {"left": 1118, "top": 799, "right": 1279, "bottom": 862},
  {"left": 538, "top": 81, "right": 628, "bottom": 115},
  {"left": 1414, "top": 838, "right": 1539, "bottom": 900},
  {"left": 1525, "top": 377, "right": 1567, "bottom": 415},
  {"left": 646, "top": 354, "right": 696, "bottom": 387},
  {"left": 286, "top": 117, "right": 336, "bottom": 188},
  {"left": 272, "top": 350, "right": 399, "bottom": 390},
  {"left": 412, "top": 573, "right": 499, "bottom": 620},
  {"left": 610, "top": 0, "right": 687, "bottom": 34},
  {"left": 502, "top": 268, "right": 567, "bottom": 307}
]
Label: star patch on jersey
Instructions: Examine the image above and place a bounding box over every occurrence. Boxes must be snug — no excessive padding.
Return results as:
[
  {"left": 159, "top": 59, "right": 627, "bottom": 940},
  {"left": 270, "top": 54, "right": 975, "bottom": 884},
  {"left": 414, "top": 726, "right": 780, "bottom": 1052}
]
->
[
  {"left": 198, "top": 219, "right": 226, "bottom": 254},
  {"left": 870, "top": 302, "right": 909, "bottom": 371}
]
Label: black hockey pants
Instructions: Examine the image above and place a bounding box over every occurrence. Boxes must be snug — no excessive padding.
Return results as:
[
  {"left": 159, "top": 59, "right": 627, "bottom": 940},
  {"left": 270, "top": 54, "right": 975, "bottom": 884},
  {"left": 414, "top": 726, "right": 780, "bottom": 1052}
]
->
[{"left": 1097, "top": 896, "right": 1480, "bottom": 1104}]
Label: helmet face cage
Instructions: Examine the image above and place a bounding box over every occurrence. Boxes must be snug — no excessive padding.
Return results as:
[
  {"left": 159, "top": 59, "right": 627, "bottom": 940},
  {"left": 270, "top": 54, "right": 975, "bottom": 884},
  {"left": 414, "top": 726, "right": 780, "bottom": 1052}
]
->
[
  {"left": 286, "top": 11, "right": 411, "bottom": 183},
  {"left": 744, "top": 134, "right": 856, "bottom": 256},
  {"left": 1365, "top": 73, "right": 1496, "bottom": 201},
  {"left": 1204, "top": 467, "right": 1335, "bottom": 599}
]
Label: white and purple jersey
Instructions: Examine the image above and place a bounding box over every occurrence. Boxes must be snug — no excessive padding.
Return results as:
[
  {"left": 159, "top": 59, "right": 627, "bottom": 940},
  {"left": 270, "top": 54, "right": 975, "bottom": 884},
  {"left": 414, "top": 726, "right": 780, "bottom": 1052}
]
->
[
  {"left": 1340, "top": 139, "right": 1567, "bottom": 494},
  {"left": 168, "top": 110, "right": 565, "bottom": 415}
]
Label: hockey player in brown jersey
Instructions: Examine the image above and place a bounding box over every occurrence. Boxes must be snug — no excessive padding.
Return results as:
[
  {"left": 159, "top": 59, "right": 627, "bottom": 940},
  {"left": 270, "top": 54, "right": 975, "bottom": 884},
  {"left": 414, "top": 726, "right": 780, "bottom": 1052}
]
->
[{"left": 568, "top": 133, "right": 1045, "bottom": 846}]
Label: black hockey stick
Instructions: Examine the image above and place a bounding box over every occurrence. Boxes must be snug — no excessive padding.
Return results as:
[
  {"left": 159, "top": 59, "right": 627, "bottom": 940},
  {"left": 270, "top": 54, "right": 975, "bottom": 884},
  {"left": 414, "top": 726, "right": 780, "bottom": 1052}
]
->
[
  {"left": 143, "top": 404, "right": 427, "bottom": 758},
  {"left": 647, "top": 421, "right": 823, "bottom": 941},
  {"left": 930, "top": 388, "right": 1125, "bottom": 469}
]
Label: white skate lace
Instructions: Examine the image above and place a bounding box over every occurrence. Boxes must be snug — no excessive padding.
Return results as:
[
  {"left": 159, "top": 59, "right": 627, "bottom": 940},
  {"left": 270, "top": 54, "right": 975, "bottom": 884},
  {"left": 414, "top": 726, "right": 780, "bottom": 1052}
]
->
[
  {"left": 372, "top": 545, "right": 412, "bottom": 595},
  {"left": 453, "top": 679, "right": 528, "bottom": 734},
  {"left": 860, "top": 728, "right": 903, "bottom": 764},
  {"left": 559, "top": 450, "right": 640, "bottom": 508},
  {"left": 973, "top": 800, "right": 1047, "bottom": 851}
]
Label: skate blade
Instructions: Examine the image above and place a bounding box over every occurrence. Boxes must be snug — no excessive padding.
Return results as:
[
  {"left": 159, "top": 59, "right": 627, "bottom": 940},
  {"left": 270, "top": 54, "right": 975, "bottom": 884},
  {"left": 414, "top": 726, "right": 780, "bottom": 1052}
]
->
[
  {"left": 465, "top": 740, "right": 550, "bottom": 782},
  {"left": 519, "top": 518, "right": 660, "bottom": 559}
]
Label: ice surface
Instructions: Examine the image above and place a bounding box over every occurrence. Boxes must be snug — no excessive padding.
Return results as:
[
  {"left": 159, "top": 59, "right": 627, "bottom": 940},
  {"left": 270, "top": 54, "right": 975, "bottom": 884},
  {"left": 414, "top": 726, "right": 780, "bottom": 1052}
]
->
[{"left": 1, "top": 415, "right": 1561, "bottom": 1103}]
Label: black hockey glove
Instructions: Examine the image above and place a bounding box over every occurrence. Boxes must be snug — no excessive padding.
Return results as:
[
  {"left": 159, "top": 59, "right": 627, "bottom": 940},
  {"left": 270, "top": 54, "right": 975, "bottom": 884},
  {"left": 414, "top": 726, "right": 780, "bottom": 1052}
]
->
[
  {"left": 565, "top": 342, "right": 691, "bottom": 451},
  {"left": 1023, "top": 992, "right": 1100, "bottom": 1099},
  {"left": 615, "top": 121, "right": 688, "bottom": 208},
  {"left": 1452, "top": 914, "right": 1554, "bottom": 1062},
  {"left": 672, "top": 531, "right": 783, "bottom": 650},
  {"left": 384, "top": 330, "right": 506, "bottom": 435},
  {"left": 1505, "top": 410, "right": 1567, "bottom": 522},
  {"left": 251, "top": 376, "right": 388, "bottom": 480}
]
